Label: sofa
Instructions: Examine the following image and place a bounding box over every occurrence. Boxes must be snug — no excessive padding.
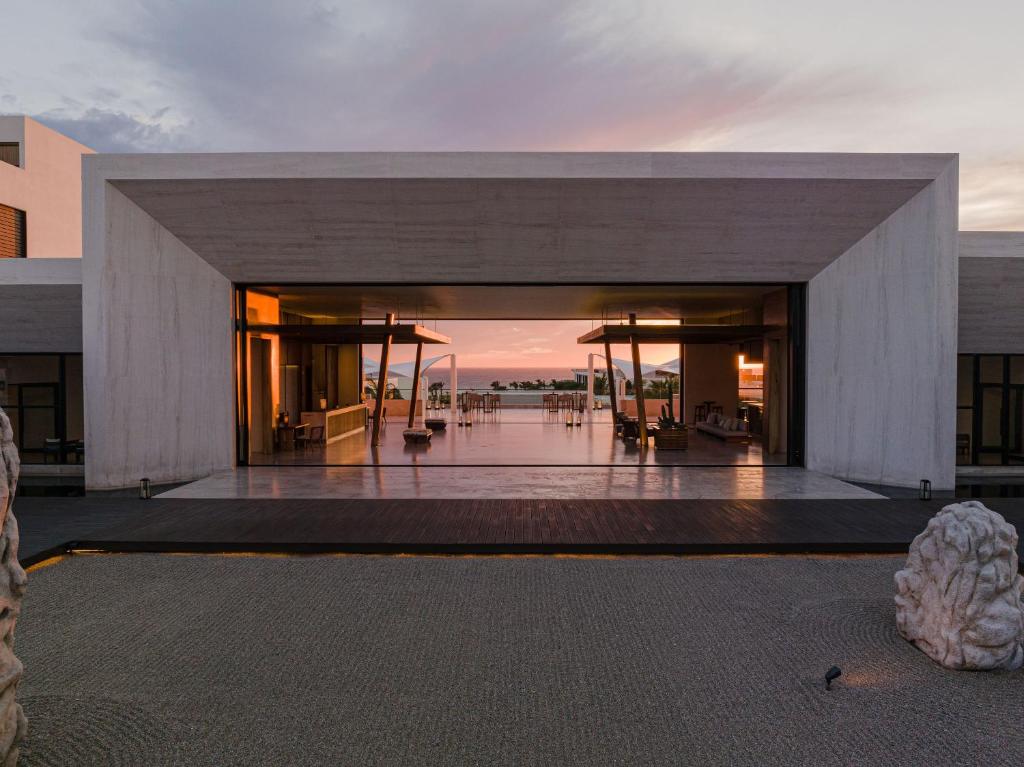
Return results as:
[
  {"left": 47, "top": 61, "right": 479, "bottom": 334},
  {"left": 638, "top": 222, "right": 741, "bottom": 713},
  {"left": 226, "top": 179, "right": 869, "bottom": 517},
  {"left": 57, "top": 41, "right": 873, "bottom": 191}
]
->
[{"left": 695, "top": 412, "right": 751, "bottom": 443}]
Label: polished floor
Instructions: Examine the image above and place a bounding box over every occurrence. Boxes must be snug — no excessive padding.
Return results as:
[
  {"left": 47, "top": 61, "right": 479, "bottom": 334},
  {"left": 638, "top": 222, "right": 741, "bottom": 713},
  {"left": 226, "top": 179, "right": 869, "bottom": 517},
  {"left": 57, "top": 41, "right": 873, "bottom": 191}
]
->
[
  {"left": 158, "top": 466, "right": 882, "bottom": 499},
  {"left": 253, "top": 409, "right": 785, "bottom": 467}
]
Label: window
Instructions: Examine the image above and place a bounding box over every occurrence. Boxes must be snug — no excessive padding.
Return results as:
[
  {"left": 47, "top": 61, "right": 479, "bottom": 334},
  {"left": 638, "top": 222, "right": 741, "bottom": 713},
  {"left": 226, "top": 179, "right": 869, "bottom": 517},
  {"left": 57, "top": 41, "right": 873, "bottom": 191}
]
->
[
  {"left": 0, "top": 143, "right": 18, "bottom": 167},
  {"left": 0, "top": 354, "right": 84, "bottom": 463},
  {"left": 957, "top": 354, "right": 1024, "bottom": 466},
  {"left": 0, "top": 203, "right": 26, "bottom": 258}
]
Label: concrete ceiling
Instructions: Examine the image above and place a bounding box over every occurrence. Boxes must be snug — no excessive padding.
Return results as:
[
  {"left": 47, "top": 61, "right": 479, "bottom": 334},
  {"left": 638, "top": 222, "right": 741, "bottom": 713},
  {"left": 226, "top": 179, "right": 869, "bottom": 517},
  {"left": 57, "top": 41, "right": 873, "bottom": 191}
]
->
[
  {"left": 113, "top": 176, "right": 931, "bottom": 284},
  {"left": 257, "top": 284, "right": 782, "bottom": 320}
]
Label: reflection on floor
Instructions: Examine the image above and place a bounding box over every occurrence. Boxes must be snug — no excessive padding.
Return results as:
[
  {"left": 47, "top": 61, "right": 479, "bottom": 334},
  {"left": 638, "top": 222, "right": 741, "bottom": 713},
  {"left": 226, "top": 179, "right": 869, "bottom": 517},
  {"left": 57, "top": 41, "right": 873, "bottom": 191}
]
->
[
  {"left": 253, "top": 409, "right": 786, "bottom": 467},
  {"left": 158, "top": 466, "right": 883, "bottom": 500}
]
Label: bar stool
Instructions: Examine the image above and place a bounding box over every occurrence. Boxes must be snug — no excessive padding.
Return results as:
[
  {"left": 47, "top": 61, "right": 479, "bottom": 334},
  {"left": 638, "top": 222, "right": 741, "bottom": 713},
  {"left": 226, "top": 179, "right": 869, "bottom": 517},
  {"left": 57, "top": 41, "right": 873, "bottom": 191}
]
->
[
  {"left": 693, "top": 404, "right": 708, "bottom": 423},
  {"left": 710, "top": 405, "right": 724, "bottom": 415}
]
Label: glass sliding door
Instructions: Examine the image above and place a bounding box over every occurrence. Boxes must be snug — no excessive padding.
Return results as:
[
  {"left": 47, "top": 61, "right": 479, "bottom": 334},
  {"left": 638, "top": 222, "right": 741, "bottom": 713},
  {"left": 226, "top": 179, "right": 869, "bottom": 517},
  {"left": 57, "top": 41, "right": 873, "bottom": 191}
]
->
[{"left": 958, "top": 353, "right": 1024, "bottom": 466}]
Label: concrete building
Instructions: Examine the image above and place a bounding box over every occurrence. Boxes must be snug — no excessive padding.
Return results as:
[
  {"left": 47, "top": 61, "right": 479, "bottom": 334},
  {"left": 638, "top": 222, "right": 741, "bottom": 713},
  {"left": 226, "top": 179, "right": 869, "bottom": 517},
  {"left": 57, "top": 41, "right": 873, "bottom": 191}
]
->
[
  {"left": 1, "top": 120, "right": 1022, "bottom": 492},
  {"left": 0, "top": 118, "right": 91, "bottom": 469},
  {"left": 0, "top": 116, "right": 92, "bottom": 259}
]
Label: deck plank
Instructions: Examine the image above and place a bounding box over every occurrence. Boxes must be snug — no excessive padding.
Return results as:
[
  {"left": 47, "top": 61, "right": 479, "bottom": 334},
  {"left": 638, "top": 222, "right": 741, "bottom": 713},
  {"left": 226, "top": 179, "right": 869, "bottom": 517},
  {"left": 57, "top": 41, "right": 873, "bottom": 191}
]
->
[{"left": 15, "top": 496, "right": 1024, "bottom": 562}]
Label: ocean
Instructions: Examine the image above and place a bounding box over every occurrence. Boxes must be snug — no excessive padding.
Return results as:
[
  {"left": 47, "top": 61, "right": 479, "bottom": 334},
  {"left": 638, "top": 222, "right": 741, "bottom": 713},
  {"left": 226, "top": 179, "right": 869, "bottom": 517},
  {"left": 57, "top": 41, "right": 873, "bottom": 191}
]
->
[{"left": 420, "top": 367, "right": 578, "bottom": 391}]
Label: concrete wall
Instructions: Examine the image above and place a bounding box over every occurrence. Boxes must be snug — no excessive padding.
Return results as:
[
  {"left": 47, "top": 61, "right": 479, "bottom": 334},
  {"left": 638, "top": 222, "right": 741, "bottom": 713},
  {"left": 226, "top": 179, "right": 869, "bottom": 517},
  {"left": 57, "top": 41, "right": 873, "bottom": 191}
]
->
[
  {"left": 94, "top": 152, "right": 951, "bottom": 285},
  {"left": 0, "top": 116, "right": 92, "bottom": 258},
  {"left": 958, "top": 232, "right": 1024, "bottom": 354},
  {"left": 82, "top": 181, "right": 234, "bottom": 489},
  {"left": 807, "top": 161, "right": 959, "bottom": 489},
  {"left": 0, "top": 259, "right": 82, "bottom": 352}
]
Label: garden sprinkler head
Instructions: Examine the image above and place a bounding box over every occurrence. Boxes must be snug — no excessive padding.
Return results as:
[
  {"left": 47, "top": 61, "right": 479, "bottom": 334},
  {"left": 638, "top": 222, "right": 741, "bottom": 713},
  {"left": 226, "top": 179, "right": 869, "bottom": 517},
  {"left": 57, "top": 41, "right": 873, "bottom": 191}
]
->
[{"left": 825, "top": 666, "right": 842, "bottom": 690}]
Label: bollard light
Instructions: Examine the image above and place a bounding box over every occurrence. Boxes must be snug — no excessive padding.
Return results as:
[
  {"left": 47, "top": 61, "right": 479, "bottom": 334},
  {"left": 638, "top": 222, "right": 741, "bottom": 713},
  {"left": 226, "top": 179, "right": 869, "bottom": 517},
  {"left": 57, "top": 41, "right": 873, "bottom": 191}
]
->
[
  {"left": 825, "top": 666, "right": 842, "bottom": 690},
  {"left": 139, "top": 478, "right": 152, "bottom": 500},
  {"left": 919, "top": 479, "right": 932, "bottom": 501}
]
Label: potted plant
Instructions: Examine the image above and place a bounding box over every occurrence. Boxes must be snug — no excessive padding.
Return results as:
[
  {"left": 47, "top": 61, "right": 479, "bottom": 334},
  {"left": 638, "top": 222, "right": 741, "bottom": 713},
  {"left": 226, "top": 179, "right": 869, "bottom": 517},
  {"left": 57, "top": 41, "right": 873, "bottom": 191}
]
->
[{"left": 653, "top": 377, "right": 688, "bottom": 450}]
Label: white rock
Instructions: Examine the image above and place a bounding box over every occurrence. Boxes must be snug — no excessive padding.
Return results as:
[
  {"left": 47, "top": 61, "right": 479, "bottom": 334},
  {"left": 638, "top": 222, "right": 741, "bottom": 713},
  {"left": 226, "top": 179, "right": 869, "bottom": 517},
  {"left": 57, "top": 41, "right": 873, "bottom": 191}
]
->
[
  {"left": 0, "top": 409, "right": 26, "bottom": 765},
  {"left": 895, "top": 500, "right": 1024, "bottom": 671}
]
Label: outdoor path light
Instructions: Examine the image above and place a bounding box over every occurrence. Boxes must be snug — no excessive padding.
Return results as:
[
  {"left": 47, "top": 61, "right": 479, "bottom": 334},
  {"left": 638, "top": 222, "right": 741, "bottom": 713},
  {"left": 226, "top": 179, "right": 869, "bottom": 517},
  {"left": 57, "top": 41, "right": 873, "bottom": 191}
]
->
[{"left": 825, "top": 666, "right": 842, "bottom": 690}]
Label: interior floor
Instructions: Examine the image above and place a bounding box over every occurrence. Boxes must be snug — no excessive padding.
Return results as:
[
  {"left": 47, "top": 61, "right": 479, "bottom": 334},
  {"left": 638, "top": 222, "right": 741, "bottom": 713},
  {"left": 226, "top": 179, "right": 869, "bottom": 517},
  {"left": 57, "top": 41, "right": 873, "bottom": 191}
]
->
[
  {"left": 251, "top": 409, "right": 786, "bottom": 467},
  {"left": 159, "top": 466, "right": 876, "bottom": 500}
]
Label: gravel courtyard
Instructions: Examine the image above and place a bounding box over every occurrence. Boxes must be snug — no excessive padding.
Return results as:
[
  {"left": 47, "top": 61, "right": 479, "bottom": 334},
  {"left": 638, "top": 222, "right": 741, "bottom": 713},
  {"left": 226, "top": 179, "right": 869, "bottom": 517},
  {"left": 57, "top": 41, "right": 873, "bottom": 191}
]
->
[{"left": 15, "top": 554, "right": 1024, "bottom": 766}]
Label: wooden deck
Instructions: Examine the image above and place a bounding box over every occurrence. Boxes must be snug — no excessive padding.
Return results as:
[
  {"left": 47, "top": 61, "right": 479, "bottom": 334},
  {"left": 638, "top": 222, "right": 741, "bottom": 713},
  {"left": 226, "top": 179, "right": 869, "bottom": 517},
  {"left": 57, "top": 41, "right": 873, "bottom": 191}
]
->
[{"left": 17, "top": 496, "right": 1024, "bottom": 563}]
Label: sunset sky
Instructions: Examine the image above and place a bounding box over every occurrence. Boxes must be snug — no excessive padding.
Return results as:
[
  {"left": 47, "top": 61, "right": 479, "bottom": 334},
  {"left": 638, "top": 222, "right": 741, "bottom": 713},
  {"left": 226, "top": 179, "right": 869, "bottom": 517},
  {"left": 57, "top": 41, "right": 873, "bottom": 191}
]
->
[
  {"left": 5, "top": 1, "right": 1021, "bottom": 368},
  {"left": 385, "top": 320, "right": 637, "bottom": 370},
  {"left": 5, "top": 1, "right": 1022, "bottom": 230}
]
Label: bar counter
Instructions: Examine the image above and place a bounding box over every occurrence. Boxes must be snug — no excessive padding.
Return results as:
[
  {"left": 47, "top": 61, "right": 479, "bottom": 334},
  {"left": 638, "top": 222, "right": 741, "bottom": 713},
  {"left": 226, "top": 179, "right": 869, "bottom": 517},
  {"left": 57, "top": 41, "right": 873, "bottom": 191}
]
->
[{"left": 300, "top": 404, "right": 367, "bottom": 444}]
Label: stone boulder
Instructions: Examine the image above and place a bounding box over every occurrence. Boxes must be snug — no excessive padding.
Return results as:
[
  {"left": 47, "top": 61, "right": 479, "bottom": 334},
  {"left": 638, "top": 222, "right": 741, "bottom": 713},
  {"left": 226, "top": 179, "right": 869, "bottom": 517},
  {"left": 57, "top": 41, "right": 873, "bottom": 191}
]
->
[
  {"left": 895, "top": 500, "right": 1024, "bottom": 671},
  {"left": 0, "top": 409, "right": 26, "bottom": 765}
]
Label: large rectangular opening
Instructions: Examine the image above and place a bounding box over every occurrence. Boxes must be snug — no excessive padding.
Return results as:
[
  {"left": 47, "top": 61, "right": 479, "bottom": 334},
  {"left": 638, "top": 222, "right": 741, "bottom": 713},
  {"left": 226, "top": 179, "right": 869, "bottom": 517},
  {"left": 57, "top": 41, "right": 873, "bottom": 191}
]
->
[{"left": 233, "top": 284, "right": 805, "bottom": 468}]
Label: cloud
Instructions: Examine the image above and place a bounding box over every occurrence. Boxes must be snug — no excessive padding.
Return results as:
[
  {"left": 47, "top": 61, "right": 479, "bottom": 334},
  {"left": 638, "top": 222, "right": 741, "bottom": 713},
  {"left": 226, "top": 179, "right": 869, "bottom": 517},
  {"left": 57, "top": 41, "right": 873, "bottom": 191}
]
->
[
  {"left": 520, "top": 347, "right": 555, "bottom": 355},
  {"left": 960, "top": 156, "right": 1024, "bottom": 230},
  {"left": 33, "top": 107, "right": 195, "bottom": 152},
  {"left": 80, "top": 0, "right": 860, "bottom": 152},
  {"left": 11, "top": 1, "right": 1020, "bottom": 229}
]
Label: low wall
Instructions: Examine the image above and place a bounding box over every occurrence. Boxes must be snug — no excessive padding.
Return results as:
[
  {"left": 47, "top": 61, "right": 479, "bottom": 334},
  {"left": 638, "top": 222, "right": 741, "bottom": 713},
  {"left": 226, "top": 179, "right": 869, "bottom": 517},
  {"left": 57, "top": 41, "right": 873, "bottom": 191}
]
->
[
  {"left": 364, "top": 399, "right": 423, "bottom": 418},
  {"left": 620, "top": 398, "right": 680, "bottom": 419}
]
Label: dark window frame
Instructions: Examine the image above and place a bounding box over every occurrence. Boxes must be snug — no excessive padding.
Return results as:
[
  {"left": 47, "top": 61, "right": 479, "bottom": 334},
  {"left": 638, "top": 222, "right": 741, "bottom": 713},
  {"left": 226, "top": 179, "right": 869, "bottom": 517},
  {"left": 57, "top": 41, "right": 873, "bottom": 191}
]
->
[
  {"left": 0, "top": 203, "right": 27, "bottom": 258},
  {"left": 0, "top": 142, "right": 20, "bottom": 168},
  {"left": 232, "top": 282, "right": 808, "bottom": 469},
  {"left": 0, "top": 352, "right": 76, "bottom": 458},
  {"left": 959, "top": 353, "right": 1024, "bottom": 466}
]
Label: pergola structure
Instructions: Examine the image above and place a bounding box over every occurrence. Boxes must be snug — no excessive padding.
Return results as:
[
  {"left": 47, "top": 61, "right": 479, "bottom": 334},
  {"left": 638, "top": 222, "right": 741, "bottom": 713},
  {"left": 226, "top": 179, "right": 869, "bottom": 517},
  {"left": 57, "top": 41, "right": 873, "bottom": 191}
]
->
[
  {"left": 249, "top": 314, "right": 450, "bottom": 445},
  {"left": 577, "top": 315, "right": 769, "bottom": 444}
]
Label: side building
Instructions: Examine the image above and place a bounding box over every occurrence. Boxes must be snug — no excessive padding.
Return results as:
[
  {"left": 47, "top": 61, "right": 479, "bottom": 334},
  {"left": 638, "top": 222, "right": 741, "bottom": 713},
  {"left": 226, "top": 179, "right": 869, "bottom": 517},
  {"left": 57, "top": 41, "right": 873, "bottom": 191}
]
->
[
  {"left": 956, "top": 232, "right": 1024, "bottom": 473},
  {"left": 0, "top": 117, "right": 91, "bottom": 472}
]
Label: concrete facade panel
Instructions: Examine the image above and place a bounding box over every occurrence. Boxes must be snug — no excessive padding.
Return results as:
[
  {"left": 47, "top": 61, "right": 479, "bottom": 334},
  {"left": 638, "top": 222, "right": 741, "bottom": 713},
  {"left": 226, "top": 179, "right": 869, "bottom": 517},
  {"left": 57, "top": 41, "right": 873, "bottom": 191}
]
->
[
  {"left": 83, "top": 183, "right": 234, "bottom": 490},
  {"left": 958, "top": 233, "right": 1024, "bottom": 353},
  {"left": 807, "top": 161, "right": 959, "bottom": 489}
]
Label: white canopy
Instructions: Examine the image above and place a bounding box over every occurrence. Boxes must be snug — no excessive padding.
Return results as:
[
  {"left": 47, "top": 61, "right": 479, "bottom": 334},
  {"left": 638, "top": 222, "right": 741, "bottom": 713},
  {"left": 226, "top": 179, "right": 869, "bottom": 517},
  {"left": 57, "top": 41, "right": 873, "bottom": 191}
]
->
[
  {"left": 363, "top": 354, "right": 453, "bottom": 380},
  {"left": 610, "top": 357, "right": 680, "bottom": 381}
]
